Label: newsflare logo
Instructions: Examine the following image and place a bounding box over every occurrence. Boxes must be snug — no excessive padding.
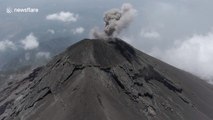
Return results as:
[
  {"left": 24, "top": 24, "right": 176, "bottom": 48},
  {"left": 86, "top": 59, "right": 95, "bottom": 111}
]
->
[
  {"left": 6, "top": 7, "right": 13, "bottom": 14},
  {"left": 6, "top": 7, "right": 39, "bottom": 14}
]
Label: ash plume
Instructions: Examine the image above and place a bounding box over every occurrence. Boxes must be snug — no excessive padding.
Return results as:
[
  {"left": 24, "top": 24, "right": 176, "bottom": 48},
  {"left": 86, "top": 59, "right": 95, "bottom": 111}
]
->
[{"left": 90, "top": 3, "right": 137, "bottom": 39}]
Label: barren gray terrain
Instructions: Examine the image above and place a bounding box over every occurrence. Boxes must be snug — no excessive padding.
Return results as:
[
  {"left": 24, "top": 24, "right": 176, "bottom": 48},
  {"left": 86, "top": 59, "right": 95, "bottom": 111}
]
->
[{"left": 0, "top": 38, "right": 213, "bottom": 120}]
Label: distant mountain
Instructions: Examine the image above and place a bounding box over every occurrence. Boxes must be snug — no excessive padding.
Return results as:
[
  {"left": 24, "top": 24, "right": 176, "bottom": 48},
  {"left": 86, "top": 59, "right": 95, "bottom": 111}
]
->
[{"left": 0, "top": 38, "right": 213, "bottom": 120}]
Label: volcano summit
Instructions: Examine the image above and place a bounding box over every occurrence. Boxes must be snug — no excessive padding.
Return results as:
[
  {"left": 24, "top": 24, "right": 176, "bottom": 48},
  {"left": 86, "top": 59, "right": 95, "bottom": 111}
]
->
[{"left": 0, "top": 38, "right": 213, "bottom": 120}]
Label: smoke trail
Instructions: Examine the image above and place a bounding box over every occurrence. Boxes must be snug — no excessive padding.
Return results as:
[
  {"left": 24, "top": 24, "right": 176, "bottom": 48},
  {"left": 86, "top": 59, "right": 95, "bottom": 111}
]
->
[{"left": 90, "top": 3, "right": 137, "bottom": 39}]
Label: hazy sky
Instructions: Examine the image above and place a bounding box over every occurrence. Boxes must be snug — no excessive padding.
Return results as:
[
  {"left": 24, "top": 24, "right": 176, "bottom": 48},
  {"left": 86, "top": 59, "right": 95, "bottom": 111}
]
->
[{"left": 0, "top": 0, "right": 213, "bottom": 83}]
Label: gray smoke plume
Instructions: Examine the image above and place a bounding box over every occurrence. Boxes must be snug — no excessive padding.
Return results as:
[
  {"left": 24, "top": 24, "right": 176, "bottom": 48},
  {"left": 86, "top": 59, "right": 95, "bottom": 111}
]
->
[{"left": 90, "top": 3, "right": 137, "bottom": 39}]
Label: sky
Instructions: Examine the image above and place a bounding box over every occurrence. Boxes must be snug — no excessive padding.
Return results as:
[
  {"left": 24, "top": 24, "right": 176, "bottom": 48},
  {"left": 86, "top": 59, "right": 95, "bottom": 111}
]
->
[{"left": 0, "top": 0, "right": 213, "bottom": 84}]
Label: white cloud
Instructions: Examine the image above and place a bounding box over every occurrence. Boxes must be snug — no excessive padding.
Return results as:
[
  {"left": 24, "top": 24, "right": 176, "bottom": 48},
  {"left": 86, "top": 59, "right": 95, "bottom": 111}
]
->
[
  {"left": 36, "top": 51, "right": 51, "bottom": 59},
  {"left": 151, "top": 31, "right": 213, "bottom": 83},
  {"left": 21, "top": 33, "right": 39, "bottom": 50},
  {"left": 0, "top": 40, "right": 16, "bottom": 52},
  {"left": 120, "top": 36, "right": 134, "bottom": 44},
  {"left": 25, "top": 53, "right": 30, "bottom": 61},
  {"left": 72, "top": 27, "right": 85, "bottom": 34},
  {"left": 46, "top": 11, "right": 79, "bottom": 22},
  {"left": 140, "top": 29, "right": 160, "bottom": 39},
  {"left": 47, "top": 29, "right": 55, "bottom": 34}
]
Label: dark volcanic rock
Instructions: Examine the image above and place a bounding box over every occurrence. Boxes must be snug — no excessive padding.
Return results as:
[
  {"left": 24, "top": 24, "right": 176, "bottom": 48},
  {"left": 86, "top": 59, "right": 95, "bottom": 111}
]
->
[{"left": 0, "top": 38, "right": 213, "bottom": 120}]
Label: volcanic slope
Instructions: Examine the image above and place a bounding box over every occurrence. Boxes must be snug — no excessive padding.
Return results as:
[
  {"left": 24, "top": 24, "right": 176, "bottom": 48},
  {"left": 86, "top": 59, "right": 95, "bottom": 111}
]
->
[{"left": 1, "top": 38, "right": 213, "bottom": 120}]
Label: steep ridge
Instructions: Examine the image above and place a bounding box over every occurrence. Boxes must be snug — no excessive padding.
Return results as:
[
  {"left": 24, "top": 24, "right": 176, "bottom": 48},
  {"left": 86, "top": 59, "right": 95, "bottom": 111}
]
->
[{"left": 0, "top": 38, "right": 213, "bottom": 120}]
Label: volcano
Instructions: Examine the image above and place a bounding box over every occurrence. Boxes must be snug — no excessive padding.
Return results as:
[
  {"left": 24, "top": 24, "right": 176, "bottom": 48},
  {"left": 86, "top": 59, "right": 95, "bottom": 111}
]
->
[{"left": 0, "top": 38, "right": 213, "bottom": 120}]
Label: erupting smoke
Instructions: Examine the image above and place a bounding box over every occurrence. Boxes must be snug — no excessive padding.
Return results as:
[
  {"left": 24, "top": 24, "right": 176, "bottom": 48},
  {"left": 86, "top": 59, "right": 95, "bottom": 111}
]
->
[{"left": 90, "top": 3, "right": 137, "bottom": 39}]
